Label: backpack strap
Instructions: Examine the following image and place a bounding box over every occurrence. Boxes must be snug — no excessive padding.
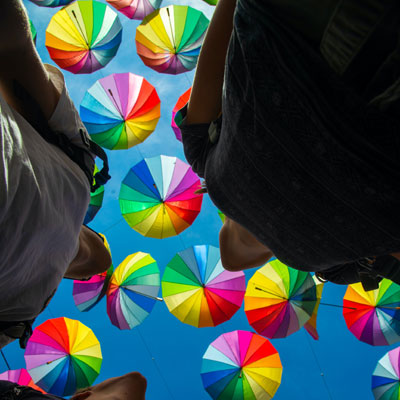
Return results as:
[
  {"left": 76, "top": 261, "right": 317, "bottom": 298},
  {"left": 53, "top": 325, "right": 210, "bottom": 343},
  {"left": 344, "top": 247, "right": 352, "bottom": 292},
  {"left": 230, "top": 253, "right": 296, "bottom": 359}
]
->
[{"left": 12, "top": 80, "right": 110, "bottom": 193}]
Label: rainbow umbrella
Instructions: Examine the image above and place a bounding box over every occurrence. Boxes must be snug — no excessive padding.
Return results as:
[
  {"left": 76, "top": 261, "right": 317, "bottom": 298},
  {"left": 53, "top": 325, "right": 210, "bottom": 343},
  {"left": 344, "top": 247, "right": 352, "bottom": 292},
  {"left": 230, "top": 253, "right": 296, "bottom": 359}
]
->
[
  {"left": 29, "top": 0, "right": 74, "bottom": 6},
  {"left": 218, "top": 210, "right": 226, "bottom": 223},
  {"left": 46, "top": 1, "right": 122, "bottom": 74},
  {"left": 119, "top": 155, "right": 203, "bottom": 238},
  {"left": 84, "top": 165, "right": 105, "bottom": 224},
  {"left": 73, "top": 233, "right": 113, "bottom": 312},
  {"left": 304, "top": 275, "right": 325, "bottom": 340},
  {"left": 107, "top": 252, "right": 161, "bottom": 330},
  {"left": 244, "top": 260, "right": 317, "bottom": 339},
  {"left": 162, "top": 245, "right": 245, "bottom": 327},
  {"left": 24, "top": 317, "right": 102, "bottom": 397},
  {"left": 201, "top": 330, "right": 282, "bottom": 399},
  {"left": 0, "top": 369, "right": 46, "bottom": 393},
  {"left": 30, "top": 20, "right": 37, "bottom": 45},
  {"left": 80, "top": 72, "right": 160, "bottom": 150},
  {"left": 171, "top": 87, "right": 191, "bottom": 141},
  {"left": 343, "top": 279, "right": 400, "bottom": 346},
  {"left": 372, "top": 347, "right": 400, "bottom": 399},
  {"left": 106, "top": 0, "right": 162, "bottom": 20},
  {"left": 135, "top": 5, "right": 209, "bottom": 74}
]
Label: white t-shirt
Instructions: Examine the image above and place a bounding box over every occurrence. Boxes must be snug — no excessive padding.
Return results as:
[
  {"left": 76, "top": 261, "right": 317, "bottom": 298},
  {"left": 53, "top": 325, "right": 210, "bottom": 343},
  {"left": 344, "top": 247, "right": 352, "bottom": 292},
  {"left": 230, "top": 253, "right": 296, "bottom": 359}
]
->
[{"left": 0, "top": 65, "right": 93, "bottom": 325}]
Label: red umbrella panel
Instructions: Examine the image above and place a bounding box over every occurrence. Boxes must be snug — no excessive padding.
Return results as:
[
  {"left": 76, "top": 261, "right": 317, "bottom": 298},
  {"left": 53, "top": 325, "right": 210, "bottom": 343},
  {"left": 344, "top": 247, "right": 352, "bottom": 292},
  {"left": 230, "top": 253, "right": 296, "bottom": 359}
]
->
[{"left": 171, "top": 87, "right": 191, "bottom": 141}]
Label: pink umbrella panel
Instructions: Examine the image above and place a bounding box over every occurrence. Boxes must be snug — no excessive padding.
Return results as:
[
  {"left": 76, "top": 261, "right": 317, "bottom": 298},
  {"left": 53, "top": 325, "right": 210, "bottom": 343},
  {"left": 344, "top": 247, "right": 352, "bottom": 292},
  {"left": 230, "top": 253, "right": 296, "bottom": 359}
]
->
[{"left": 106, "top": 0, "right": 162, "bottom": 20}]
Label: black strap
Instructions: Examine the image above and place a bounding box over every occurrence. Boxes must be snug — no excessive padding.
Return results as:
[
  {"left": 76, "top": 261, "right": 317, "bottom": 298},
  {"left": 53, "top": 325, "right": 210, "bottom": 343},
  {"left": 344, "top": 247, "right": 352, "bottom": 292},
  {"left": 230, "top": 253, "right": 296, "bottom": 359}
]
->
[{"left": 12, "top": 80, "right": 110, "bottom": 193}]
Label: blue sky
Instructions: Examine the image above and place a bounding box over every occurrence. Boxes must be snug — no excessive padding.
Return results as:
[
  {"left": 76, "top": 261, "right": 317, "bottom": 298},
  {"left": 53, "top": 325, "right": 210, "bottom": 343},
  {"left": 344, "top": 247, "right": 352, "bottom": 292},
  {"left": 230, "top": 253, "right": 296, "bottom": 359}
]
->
[{"left": 2, "top": 1, "right": 397, "bottom": 399}]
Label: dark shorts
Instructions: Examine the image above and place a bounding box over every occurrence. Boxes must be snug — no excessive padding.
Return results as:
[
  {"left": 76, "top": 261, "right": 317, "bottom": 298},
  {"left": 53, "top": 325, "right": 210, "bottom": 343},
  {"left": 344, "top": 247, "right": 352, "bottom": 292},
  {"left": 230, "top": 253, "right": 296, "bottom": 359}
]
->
[{"left": 180, "top": 0, "right": 400, "bottom": 271}]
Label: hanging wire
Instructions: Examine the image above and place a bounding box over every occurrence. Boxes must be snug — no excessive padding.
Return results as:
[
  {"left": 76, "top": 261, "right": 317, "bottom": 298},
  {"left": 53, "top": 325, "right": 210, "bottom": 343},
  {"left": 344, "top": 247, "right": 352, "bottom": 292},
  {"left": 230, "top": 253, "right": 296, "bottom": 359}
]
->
[
  {"left": 253, "top": 284, "right": 356, "bottom": 310},
  {"left": 183, "top": 72, "right": 192, "bottom": 87},
  {"left": 102, "top": 217, "right": 125, "bottom": 234},
  {"left": 303, "top": 331, "right": 334, "bottom": 400},
  {"left": 1, "top": 350, "right": 11, "bottom": 370},
  {"left": 136, "top": 326, "right": 176, "bottom": 400}
]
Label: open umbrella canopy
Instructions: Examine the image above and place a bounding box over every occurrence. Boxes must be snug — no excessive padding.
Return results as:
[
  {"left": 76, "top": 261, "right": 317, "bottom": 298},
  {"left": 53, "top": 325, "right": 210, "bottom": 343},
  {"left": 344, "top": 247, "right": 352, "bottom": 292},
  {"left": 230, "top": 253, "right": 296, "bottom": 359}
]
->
[
  {"left": 119, "top": 155, "right": 203, "bottom": 238},
  {"left": 29, "top": 0, "right": 74, "bottom": 6},
  {"left": 343, "top": 279, "right": 400, "bottom": 346},
  {"left": 46, "top": 0, "right": 122, "bottom": 74},
  {"left": 245, "top": 260, "right": 317, "bottom": 339},
  {"left": 80, "top": 72, "right": 160, "bottom": 150},
  {"left": 304, "top": 275, "right": 325, "bottom": 340},
  {"left": 0, "top": 368, "right": 46, "bottom": 393},
  {"left": 24, "top": 317, "right": 102, "bottom": 397},
  {"left": 73, "top": 233, "right": 114, "bottom": 312},
  {"left": 171, "top": 87, "right": 191, "bottom": 141},
  {"left": 135, "top": 5, "right": 209, "bottom": 74},
  {"left": 162, "top": 245, "right": 245, "bottom": 327},
  {"left": 201, "top": 330, "right": 283, "bottom": 399},
  {"left": 107, "top": 252, "right": 160, "bottom": 330},
  {"left": 106, "top": 0, "right": 162, "bottom": 20},
  {"left": 372, "top": 346, "right": 400, "bottom": 400},
  {"left": 84, "top": 164, "right": 105, "bottom": 224}
]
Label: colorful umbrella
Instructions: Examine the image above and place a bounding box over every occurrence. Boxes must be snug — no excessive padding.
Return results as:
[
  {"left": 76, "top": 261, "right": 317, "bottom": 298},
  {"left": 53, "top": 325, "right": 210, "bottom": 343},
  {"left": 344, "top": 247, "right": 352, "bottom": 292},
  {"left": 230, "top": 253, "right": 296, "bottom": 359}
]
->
[
  {"left": 171, "top": 87, "right": 191, "bottom": 141},
  {"left": 343, "top": 279, "right": 400, "bottom": 346},
  {"left": 46, "top": 1, "right": 122, "bottom": 74},
  {"left": 135, "top": 5, "right": 209, "bottom": 74},
  {"left": 107, "top": 252, "right": 161, "bottom": 330},
  {"left": 304, "top": 275, "right": 325, "bottom": 340},
  {"left": 372, "top": 346, "right": 400, "bottom": 399},
  {"left": 201, "top": 330, "right": 283, "bottom": 399},
  {"left": 30, "top": 20, "right": 37, "bottom": 45},
  {"left": 84, "top": 164, "right": 105, "bottom": 224},
  {"left": 73, "top": 233, "right": 113, "bottom": 312},
  {"left": 202, "top": 0, "right": 218, "bottom": 4},
  {"left": 218, "top": 210, "right": 226, "bottom": 224},
  {"left": 106, "top": 0, "right": 162, "bottom": 20},
  {"left": 162, "top": 245, "right": 246, "bottom": 327},
  {"left": 244, "top": 260, "right": 317, "bottom": 339},
  {"left": 0, "top": 369, "right": 46, "bottom": 393},
  {"left": 80, "top": 72, "right": 160, "bottom": 150},
  {"left": 25, "top": 317, "right": 102, "bottom": 397},
  {"left": 29, "top": 0, "right": 74, "bottom": 6},
  {"left": 119, "top": 155, "right": 203, "bottom": 238}
]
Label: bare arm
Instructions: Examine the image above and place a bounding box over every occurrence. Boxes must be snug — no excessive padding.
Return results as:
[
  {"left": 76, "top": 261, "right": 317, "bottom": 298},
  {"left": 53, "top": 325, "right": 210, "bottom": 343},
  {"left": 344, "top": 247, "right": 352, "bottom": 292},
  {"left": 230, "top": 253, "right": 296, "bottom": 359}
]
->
[
  {"left": 219, "top": 217, "right": 273, "bottom": 271},
  {"left": 0, "top": 0, "right": 59, "bottom": 121},
  {"left": 186, "top": 0, "right": 236, "bottom": 124}
]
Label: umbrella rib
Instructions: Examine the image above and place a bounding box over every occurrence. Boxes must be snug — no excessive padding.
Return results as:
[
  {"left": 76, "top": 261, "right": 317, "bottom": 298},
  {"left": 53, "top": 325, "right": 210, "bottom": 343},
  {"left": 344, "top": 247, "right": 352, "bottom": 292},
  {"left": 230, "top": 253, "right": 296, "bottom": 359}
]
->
[
  {"left": 107, "top": 89, "right": 124, "bottom": 119},
  {"left": 71, "top": 10, "right": 89, "bottom": 48},
  {"left": 254, "top": 285, "right": 356, "bottom": 310},
  {"left": 127, "top": 288, "right": 163, "bottom": 301}
]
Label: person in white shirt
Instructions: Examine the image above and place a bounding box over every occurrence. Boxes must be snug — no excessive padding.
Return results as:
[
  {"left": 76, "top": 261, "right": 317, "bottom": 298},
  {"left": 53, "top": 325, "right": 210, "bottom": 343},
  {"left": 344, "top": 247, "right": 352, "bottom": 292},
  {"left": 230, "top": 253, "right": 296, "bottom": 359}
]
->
[{"left": 0, "top": 0, "right": 111, "bottom": 349}]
